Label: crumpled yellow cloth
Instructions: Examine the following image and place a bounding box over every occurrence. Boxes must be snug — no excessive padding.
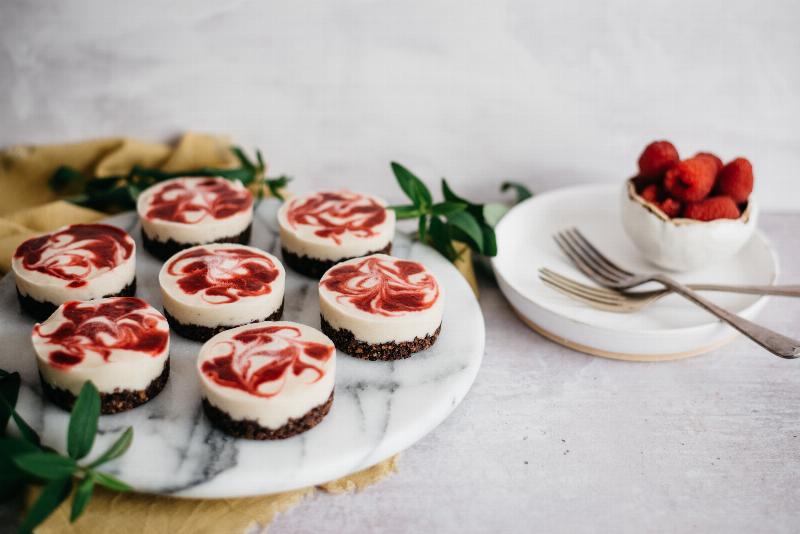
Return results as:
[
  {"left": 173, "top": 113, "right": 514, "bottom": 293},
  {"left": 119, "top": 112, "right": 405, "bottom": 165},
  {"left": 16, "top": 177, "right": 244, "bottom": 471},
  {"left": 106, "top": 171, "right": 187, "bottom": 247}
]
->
[
  {"left": 29, "top": 456, "right": 399, "bottom": 534},
  {"left": 0, "top": 132, "right": 236, "bottom": 272},
  {"left": 4, "top": 134, "right": 477, "bottom": 532}
]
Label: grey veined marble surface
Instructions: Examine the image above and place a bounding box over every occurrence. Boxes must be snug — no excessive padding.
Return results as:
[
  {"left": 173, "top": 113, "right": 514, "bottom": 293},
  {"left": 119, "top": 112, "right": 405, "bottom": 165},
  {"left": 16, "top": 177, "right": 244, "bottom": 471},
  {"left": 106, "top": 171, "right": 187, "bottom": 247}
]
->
[{"left": 0, "top": 199, "right": 484, "bottom": 498}]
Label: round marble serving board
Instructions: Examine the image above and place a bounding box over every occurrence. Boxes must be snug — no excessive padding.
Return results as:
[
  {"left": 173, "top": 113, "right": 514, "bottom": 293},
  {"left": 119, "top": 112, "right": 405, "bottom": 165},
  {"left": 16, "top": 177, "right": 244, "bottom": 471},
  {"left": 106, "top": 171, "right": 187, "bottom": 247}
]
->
[{"left": 0, "top": 199, "right": 485, "bottom": 498}]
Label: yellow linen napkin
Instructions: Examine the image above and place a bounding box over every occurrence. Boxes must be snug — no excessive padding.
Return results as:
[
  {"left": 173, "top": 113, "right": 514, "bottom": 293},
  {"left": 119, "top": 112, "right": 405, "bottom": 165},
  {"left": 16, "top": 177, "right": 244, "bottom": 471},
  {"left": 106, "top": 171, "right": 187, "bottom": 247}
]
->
[
  {"left": 28, "top": 456, "right": 399, "bottom": 534},
  {"left": 4, "top": 134, "right": 478, "bottom": 531}
]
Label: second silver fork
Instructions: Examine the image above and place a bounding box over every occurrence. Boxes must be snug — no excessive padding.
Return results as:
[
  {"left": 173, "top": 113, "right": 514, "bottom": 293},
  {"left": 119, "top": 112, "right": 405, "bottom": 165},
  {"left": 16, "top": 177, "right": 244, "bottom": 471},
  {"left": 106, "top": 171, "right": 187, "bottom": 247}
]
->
[{"left": 553, "top": 228, "right": 800, "bottom": 359}]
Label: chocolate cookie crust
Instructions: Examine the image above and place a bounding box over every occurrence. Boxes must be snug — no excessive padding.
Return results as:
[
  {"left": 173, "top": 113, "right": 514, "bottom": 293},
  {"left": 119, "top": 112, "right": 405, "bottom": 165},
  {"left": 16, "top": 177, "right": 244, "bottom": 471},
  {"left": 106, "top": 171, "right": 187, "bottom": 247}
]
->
[
  {"left": 202, "top": 391, "right": 334, "bottom": 440},
  {"left": 164, "top": 301, "right": 284, "bottom": 342},
  {"left": 281, "top": 242, "right": 392, "bottom": 279},
  {"left": 141, "top": 224, "right": 252, "bottom": 261},
  {"left": 17, "top": 278, "right": 137, "bottom": 322},
  {"left": 320, "top": 316, "right": 441, "bottom": 361},
  {"left": 40, "top": 357, "right": 170, "bottom": 414}
]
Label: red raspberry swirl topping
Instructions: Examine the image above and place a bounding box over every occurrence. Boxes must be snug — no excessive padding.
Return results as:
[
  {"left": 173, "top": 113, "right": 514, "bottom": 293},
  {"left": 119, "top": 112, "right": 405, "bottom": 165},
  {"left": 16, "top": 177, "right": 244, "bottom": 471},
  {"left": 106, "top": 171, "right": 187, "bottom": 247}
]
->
[
  {"left": 285, "top": 191, "right": 387, "bottom": 244},
  {"left": 33, "top": 298, "right": 168, "bottom": 369},
  {"left": 145, "top": 177, "right": 253, "bottom": 223},
  {"left": 166, "top": 247, "right": 280, "bottom": 304},
  {"left": 320, "top": 256, "right": 439, "bottom": 316},
  {"left": 201, "top": 325, "right": 333, "bottom": 398},
  {"left": 14, "top": 224, "right": 134, "bottom": 288}
]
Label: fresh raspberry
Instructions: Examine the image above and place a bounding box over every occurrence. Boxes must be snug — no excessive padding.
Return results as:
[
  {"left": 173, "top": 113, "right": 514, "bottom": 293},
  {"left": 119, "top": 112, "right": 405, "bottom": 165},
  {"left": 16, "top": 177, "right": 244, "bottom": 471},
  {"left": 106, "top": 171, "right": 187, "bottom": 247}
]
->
[
  {"left": 663, "top": 156, "right": 717, "bottom": 202},
  {"left": 640, "top": 184, "right": 663, "bottom": 203},
  {"left": 694, "top": 152, "right": 723, "bottom": 174},
  {"left": 715, "top": 157, "right": 754, "bottom": 204},
  {"left": 683, "top": 196, "right": 740, "bottom": 221},
  {"left": 638, "top": 140, "right": 680, "bottom": 180},
  {"left": 659, "top": 198, "right": 682, "bottom": 218}
]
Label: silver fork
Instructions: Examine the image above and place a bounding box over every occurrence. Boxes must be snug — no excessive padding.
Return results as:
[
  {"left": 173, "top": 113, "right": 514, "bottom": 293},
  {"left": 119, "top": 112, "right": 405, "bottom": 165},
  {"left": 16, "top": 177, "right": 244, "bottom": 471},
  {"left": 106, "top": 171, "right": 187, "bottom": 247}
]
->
[
  {"left": 553, "top": 228, "right": 800, "bottom": 359},
  {"left": 539, "top": 268, "right": 800, "bottom": 313}
]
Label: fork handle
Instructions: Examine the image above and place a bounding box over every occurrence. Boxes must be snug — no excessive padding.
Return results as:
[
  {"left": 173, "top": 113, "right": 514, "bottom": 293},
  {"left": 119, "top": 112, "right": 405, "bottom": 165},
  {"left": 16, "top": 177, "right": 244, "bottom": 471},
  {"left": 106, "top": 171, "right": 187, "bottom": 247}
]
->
[
  {"left": 687, "top": 284, "right": 800, "bottom": 297},
  {"left": 656, "top": 275, "right": 800, "bottom": 359}
]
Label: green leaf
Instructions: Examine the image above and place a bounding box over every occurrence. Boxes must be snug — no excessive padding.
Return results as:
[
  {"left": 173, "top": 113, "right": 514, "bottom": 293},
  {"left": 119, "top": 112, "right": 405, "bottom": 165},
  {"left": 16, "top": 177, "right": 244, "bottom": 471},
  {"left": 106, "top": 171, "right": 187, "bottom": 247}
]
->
[
  {"left": 49, "top": 166, "right": 89, "bottom": 195},
  {"left": 431, "top": 201, "right": 468, "bottom": 217},
  {"left": 418, "top": 214, "right": 428, "bottom": 244},
  {"left": 67, "top": 382, "right": 100, "bottom": 460},
  {"left": 231, "top": 146, "right": 255, "bottom": 170},
  {"left": 428, "top": 216, "right": 457, "bottom": 260},
  {"left": 88, "top": 427, "right": 133, "bottom": 469},
  {"left": 0, "top": 390, "right": 40, "bottom": 446},
  {"left": 0, "top": 371, "right": 21, "bottom": 435},
  {"left": 481, "top": 225, "right": 498, "bottom": 256},
  {"left": 388, "top": 204, "right": 421, "bottom": 220},
  {"left": 0, "top": 437, "right": 40, "bottom": 498},
  {"left": 501, "top": 181, "right": 533, "bottom": 204},
  {"left": 447, "top": 211, "right": 484, "bottom": 253},
  {"left": 266, "top": 175, "right": 291, "bottom": 201},
  {"left": 441, "top": 178, "right": 468, "bottom": 204},
  {"left": 19, "top": 477, "right": 73, "bottom": 534},
  {"left": 70, "top": 473, "right": 95, "bottom": 522},
  {"left": 93, "top": 471, "right": 133, "bottom": 492},
  {"left": 482, "top": 203, "right": 510, "bottom": 228},
  {"left": 13, "top": 452, "right": 77, "bottom": 480},
  {"left": 391, "top": 162, "right": 432, "bottom": 209}
]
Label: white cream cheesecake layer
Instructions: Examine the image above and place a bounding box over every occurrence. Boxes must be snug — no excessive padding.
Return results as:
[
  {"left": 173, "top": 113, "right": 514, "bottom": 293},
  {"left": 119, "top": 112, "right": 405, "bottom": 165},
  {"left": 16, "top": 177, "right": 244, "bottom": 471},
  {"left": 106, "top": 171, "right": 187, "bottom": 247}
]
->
[
  {"left": 137, "top": 177, "right": 253, "bottom": 245},
  {"left": 278, "top": 190, "right": 395, "bottom": 261},
  {"left": 159, "top": 244, "right": 285, "bottom": 328},
  {"left": 32, "top": 298, "right": 170, "bottom": 395},
  {"left": 197, "top": 321, "right": 335, "bottom": 429},
  {"left": 12, "top": 226, "right": 136, "bottom": 306},
  {"left": 319, "top": 254, "right": 444, "bottom": 344}
]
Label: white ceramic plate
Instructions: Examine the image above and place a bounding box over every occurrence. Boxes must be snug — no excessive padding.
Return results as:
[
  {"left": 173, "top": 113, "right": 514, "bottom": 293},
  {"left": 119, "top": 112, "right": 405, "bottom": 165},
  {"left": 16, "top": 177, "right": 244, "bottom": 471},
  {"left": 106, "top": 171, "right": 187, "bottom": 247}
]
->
[
  {"left": 0, "top": 200, "right": 484, "bottom": 498},
  {"left": 491, "top": 185, "right": 778, "bottom": 361}
]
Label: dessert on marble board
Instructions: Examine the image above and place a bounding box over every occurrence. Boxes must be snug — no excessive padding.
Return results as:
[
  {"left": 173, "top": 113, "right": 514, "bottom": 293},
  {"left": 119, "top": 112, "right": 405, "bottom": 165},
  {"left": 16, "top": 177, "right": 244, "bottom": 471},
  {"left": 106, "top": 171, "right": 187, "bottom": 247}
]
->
[
  {"left": 12, "top": 223, "right": 137, "bottom": 321},
  {"left": 319, "top": 254, "right": 443, "bottom": 361},
  {"left": 31, "top": 297, "right": 170, "bottom": 414},
  {"left": 197, "top": 321, "right": 336, "bottom": 440},
  {"left": 277, "top": 190, "right": 395, "bottom": 278},
  {"left": 159, "top": 243, "right": 285, "bottom": 341},
  {"left": 137, "top": 176, "right": 254, "bottom": 260}
]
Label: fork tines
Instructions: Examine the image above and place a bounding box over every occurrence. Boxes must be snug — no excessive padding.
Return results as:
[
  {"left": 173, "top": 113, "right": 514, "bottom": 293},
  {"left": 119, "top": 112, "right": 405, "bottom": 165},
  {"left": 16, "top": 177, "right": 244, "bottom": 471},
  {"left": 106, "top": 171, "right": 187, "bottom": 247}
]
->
[{"left": 553, "top": 228, "right": 633, "bottom": 285}]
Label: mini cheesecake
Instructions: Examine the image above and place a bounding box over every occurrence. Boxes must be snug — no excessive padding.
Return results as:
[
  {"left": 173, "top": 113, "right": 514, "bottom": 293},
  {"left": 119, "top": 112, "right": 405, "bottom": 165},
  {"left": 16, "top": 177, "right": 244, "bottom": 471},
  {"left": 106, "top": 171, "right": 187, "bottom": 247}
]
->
[
  {"left": 278, "top": 190, "right": 395, "bottom": 278},
  {"left": 137, "top": 177, "right": 254, "bottom": 260},
  {"left": 32, "top": 297, "right": 170, "bottom": 414},
  {"left": 159, "top": 243, "right": 285, "bottom": 341},
  {"left": 319, "top": 254, "right": 443, "bottom": 360},
  {"left": 12, "top": 224, "right": 136, "bottom": 321},
  {"left": 197, "top": 321, "right": 335, "bottom": 440}
]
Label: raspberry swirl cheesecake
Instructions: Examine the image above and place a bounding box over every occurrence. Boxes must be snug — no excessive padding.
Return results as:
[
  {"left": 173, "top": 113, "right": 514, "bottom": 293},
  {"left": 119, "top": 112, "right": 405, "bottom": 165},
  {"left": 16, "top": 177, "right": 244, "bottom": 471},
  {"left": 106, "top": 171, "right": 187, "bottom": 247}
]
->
[
  {"left": 278, "top": 190, "right": 395, "bottom": 278},
  {"left": 159, "top": 244, "right": 285, "bottom": 341},
  {"left": 197, "top": 321, "right": 335, "bottom": 440},
  {"left": 12, "top": 224, "right": 136, "bottom": 321},
  {"left": 32, "top": 297, "right": 170, "bottom": 414},
  {"left": 137, "top": 177, "right": 254, "bottom": 260},
  {"left": 319, "top": 254, "right": 443, "bottom": 360}
]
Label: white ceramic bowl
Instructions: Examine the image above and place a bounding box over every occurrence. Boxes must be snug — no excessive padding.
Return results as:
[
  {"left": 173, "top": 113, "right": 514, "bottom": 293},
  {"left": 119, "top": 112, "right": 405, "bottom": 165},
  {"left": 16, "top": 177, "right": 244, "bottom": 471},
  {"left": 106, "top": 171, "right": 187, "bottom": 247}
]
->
[{"left": 620, "top": 180, "right": 758, "bottom": 272}]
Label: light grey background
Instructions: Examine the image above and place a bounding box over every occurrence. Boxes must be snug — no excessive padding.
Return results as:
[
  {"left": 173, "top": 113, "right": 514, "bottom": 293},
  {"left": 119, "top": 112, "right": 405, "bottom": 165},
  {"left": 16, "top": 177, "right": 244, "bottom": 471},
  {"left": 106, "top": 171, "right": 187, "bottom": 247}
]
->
[{"left": 1, "top": 0, "right": 799, "bottom": 209}]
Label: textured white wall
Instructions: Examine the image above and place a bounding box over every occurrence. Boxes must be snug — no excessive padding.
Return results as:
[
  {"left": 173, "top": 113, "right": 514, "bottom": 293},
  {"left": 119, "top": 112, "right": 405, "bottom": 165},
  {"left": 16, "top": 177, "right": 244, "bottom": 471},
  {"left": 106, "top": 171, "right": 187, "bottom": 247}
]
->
[{"left": 1, "top": 0, "right": 798, "bottom": 209}]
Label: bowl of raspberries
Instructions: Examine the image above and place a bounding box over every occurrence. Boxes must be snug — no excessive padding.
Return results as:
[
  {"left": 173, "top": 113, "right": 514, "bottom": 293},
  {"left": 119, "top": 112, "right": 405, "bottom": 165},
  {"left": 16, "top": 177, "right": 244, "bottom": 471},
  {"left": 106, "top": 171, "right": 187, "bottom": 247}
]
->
[{"left": 621, "top": 140, "right": 758, "bottom": 272}]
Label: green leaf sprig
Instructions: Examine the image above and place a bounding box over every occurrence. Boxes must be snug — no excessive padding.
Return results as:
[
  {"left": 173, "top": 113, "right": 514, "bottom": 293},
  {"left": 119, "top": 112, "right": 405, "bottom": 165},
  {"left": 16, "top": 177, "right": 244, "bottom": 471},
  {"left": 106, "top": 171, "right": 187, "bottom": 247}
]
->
[
  {"left": 49, "top": 146, "right": 291, "bottom": 213},
  {"left": 0, "top": 372, "right": 133, "bottom": 532},
  {"left": 388, "top": 162, "right": 533, "bottom": 261}
]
